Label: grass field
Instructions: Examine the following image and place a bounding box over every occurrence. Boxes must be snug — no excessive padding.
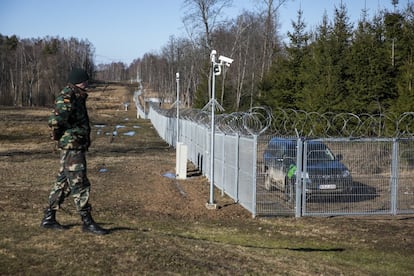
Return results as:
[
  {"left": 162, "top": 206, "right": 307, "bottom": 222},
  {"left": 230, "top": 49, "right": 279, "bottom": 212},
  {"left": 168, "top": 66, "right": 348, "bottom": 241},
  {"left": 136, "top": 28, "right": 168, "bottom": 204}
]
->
[{"left": 0, "top": 84, "right": 413, "bottom": 275}]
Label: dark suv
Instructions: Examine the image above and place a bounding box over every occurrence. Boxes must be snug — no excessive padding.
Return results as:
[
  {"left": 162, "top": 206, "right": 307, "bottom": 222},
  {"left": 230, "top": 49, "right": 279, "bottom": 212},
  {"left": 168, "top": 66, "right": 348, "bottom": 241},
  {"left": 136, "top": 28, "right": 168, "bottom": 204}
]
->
[{"left": 263, "top": 138, "right": 352, "bottom": 197}]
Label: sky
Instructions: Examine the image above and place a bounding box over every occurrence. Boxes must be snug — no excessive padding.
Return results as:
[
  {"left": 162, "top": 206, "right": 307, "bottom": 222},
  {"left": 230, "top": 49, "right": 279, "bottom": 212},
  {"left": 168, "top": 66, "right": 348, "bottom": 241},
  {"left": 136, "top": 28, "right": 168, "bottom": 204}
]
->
[{"left": 0, "top": 0, "right": 411, "bottom": 65}]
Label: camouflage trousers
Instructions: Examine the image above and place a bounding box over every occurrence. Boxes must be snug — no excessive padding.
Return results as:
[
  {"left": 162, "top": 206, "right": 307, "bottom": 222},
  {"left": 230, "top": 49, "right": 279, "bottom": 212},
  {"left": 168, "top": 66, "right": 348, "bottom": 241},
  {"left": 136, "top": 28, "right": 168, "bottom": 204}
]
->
[{"left": 48, "top": 149, "right": 91, "bottom": 212}]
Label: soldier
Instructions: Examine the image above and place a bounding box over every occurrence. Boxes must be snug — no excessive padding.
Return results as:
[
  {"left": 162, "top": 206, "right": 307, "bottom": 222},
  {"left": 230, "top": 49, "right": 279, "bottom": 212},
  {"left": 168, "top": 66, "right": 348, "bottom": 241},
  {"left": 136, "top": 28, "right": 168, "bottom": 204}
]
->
[{"left": 40, "top": 68, "right": 109, "bottom": 235}]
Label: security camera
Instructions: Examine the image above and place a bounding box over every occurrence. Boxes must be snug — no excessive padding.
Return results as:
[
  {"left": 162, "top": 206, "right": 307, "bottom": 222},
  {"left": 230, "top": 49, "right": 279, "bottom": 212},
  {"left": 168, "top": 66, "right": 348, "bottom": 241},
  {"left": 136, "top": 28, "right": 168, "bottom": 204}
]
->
[{"left": 218, "top": 55, "right": 234, "bottom": 66}]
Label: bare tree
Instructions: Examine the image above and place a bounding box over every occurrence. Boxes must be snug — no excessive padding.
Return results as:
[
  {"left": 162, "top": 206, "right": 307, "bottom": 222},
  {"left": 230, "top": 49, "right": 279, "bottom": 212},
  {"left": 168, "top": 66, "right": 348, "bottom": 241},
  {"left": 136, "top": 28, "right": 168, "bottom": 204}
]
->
[
  {"left": 182, "top": 0, "right": 233, "bottom": 105},
  {"left": 258, "top": 0, "right": 288, "bottom": 80},
  {"left": 182, "top": 0, "right": 233, "bottom": 51},
  {"left": 0, "top": 35, "right": 95, "bottom": 107}
]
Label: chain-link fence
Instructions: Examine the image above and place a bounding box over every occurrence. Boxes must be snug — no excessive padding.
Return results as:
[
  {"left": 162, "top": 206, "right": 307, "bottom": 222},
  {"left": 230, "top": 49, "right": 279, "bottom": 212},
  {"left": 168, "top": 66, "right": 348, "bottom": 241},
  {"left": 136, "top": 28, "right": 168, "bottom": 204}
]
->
[{"left": 136, "top": 95, "right": 414, "bottom": 217}]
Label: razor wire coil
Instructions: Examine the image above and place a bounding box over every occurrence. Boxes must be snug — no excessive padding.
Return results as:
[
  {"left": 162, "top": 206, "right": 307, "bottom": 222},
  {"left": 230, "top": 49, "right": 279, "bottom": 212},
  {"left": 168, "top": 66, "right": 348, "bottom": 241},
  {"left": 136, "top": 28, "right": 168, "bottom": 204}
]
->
[{"left": 149, "top": 102, "right": 414, "bottom": 138}]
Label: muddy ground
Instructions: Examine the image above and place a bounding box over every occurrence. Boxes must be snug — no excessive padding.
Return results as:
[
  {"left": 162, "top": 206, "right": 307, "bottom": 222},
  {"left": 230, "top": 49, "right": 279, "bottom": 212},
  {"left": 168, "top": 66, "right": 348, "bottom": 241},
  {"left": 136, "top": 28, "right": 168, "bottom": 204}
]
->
[{"left": 0, "top": 84, "right": 413, "bottom": 275}]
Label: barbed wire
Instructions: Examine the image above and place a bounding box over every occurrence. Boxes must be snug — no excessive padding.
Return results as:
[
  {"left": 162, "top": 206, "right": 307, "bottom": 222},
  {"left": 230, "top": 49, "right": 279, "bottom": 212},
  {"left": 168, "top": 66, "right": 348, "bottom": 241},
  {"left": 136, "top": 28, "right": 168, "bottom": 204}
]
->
[{"left": 150, "top": 103, "right": 414, "bottom": 138}]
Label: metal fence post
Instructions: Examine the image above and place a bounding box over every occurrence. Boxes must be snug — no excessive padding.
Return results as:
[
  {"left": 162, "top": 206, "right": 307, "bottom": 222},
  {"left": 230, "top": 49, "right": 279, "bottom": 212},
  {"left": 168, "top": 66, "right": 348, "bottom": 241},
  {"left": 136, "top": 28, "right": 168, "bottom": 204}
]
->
[
  {"left": 391, "top": 138, "right": 399, "bottom": 215},
  {"left": 235, "top": 133, "right": 240, "bottom": 202},
  {"left": 252, "top": 135, "right": 258, "bottom": 218},
  {"left": 295, "top": 138, "right": 303, "bottom": 218},
  {"left": 221, "top": 134, "right": 225, "bottom": 196}
]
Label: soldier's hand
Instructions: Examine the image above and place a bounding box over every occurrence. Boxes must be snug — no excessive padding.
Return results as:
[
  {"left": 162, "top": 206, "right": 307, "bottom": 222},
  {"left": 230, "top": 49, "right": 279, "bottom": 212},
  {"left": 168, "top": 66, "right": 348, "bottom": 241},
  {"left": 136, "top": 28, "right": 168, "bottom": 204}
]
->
[{"left": 50, "top": 127, "right": 63, "bottom": 141}]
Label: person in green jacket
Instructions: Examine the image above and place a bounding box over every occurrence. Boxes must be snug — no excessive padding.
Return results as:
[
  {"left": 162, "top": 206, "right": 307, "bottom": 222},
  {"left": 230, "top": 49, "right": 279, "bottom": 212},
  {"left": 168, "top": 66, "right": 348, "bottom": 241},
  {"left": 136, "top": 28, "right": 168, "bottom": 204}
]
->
[
  {"left": 40, "top": 68, "right": 109, "bottom": 235},
  {"left": 287, "top": 164, "right": 297, "bottom": 180}
]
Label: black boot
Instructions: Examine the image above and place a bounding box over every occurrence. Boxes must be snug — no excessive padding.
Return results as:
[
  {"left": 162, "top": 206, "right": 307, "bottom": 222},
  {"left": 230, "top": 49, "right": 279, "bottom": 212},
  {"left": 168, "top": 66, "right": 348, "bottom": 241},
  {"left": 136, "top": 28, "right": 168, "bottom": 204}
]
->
[
  {"left": 79, "top": 209, "right": 109, "bottom": 235},
  {"left": 40, "top": 208, "right": 67, "bottom": 230}
]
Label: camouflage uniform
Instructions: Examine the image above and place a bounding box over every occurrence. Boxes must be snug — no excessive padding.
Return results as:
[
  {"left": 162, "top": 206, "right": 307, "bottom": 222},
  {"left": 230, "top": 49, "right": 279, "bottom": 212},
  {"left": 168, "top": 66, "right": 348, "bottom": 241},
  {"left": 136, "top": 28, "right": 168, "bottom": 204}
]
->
[
  {"left": 47, "top": 84, "right": 91, "bottom": 212},
  {"left": 42, "top": 68, "right": 108, "bottom": 235}
]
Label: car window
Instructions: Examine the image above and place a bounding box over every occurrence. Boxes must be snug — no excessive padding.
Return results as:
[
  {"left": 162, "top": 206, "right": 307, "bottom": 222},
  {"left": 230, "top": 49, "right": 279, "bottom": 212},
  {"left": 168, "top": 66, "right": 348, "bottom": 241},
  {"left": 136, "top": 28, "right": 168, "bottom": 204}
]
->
[
  {"left": 284, "top": 149, "right": 296, "bottom": 158},
  {"left": 274, "top": 144, "right": 284, "bottom": 159},
  {"left": 266, "top": 141, "right": 284, "bottom": 159},
  {"left": 307, "top": 148, "right": 335, "bottom": 161}
]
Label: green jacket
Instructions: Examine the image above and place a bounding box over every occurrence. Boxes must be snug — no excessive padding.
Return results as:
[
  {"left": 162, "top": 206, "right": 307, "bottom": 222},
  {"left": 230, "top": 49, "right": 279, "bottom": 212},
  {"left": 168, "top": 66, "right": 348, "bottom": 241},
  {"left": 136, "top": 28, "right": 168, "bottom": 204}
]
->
[{"left": 48, "top": 84, "right": 91, "bottom": 150}]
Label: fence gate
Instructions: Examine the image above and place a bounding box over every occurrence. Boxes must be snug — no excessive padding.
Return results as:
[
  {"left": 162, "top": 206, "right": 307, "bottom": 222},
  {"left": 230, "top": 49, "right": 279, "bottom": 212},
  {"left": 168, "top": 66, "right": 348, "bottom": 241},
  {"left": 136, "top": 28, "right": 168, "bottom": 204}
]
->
[{"left": 257, "top": 137, "right": 414, "bottom": 217}]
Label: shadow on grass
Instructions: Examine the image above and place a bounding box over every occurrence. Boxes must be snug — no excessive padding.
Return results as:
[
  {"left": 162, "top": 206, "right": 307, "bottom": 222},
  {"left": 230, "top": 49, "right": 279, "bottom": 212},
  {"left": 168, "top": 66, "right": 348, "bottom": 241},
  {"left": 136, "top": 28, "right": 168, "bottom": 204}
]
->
[
  {"left": 285, "top": 247, "right": 345, "bottom": 252},
  {"left": 52, "top": 223, "right": 140, "bottom": 234},
  {"left": 163, "top": 232, "right": 346, "bottom": 253}
]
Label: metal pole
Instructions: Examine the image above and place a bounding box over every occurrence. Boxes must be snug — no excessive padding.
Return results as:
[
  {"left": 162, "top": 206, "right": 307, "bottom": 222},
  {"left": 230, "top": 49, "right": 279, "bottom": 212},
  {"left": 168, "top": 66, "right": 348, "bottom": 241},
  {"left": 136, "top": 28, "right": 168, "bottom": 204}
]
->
[
  {"left": 206, "top": 50, "right": 217, "bottom": 209},
  {"left": 209, "top": 62, "right": 216, "bottom": 205},
  {"left": 205, "top": 50, "right": 233, "bottom": 209},
  {"left": 391, "top": 138, "right": 399, "bottom": 215},
  {"left": 176, "top": 72, "right": 180, "bottom": 145},
  {"left": 295, "top": 138, "right": 303, "bottom": 217}
]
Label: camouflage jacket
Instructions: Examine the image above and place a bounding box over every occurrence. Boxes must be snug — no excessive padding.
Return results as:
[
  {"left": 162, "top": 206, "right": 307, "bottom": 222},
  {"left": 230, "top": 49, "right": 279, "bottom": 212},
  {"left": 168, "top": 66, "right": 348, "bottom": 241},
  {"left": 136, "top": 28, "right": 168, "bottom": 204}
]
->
[{"left": 48, "top": 84, "right": 91, "bottom": 150}]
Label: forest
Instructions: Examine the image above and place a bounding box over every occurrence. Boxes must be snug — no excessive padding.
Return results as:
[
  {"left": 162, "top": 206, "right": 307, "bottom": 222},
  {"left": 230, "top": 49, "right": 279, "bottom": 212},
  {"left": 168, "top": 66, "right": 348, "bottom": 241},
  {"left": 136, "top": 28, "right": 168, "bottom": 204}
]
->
[{"left": 0, "top": 0, "right": 413, "bottom": 116}]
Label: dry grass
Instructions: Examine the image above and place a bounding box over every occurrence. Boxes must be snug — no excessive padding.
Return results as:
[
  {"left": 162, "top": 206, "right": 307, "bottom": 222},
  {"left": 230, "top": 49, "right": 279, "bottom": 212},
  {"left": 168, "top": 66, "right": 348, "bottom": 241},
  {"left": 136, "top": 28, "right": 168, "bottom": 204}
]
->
[{"left": 0, "top": 84, "right": 413, "bottom": 275}]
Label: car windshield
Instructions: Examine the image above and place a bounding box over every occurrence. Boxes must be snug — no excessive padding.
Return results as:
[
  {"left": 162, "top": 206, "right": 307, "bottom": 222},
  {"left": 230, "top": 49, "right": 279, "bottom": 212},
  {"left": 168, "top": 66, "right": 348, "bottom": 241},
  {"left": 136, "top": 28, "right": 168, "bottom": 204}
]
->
[{"left": 307, "top": 148, "right": 335, "bottom": 161}]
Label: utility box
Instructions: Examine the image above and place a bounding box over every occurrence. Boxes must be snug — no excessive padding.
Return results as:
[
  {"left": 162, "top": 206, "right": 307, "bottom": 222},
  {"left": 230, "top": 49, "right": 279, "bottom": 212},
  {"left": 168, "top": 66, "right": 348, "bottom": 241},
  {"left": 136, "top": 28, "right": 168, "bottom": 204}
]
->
[{"left": 176, "top": 142, "right": 187, "bottom": 179}]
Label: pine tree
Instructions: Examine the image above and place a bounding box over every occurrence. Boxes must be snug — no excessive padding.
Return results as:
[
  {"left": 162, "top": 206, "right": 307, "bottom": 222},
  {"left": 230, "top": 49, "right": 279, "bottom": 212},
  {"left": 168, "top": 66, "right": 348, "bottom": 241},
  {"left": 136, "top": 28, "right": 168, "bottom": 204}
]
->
[
  {"left": 324, "top": 3, "right": 353, "bottom": 112},
  {"left": 393, "top": 3, "right": 414, "bottom": 112},
  {"left": 348, "top": 11, "right": 396, "bottom": 114},
  {"left": 258, "top": 9, "right": 310, "bottom": 110},
  {"left": 285, "top": 8, "right": 311, "bottom": 110},
  {"left": 299, "top": 13, "right": 332, "bottom": 112}
]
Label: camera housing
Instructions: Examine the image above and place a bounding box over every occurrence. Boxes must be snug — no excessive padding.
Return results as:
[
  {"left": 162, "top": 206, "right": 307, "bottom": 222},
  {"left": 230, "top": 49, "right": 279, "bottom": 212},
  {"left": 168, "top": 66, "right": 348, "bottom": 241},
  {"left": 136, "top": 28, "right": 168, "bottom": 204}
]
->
[{"left": 218, "top": 55, "right": 234, "bottom": 66}]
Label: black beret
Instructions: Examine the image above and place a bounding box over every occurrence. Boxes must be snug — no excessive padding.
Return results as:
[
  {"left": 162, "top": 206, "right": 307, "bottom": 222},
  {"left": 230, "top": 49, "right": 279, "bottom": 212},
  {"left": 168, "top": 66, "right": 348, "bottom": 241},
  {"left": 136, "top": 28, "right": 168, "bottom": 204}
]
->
[{"left": 68, "top": 68, "right": 89, "bottom": 84}]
